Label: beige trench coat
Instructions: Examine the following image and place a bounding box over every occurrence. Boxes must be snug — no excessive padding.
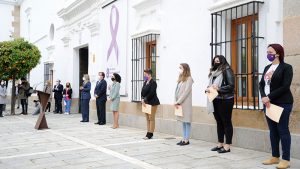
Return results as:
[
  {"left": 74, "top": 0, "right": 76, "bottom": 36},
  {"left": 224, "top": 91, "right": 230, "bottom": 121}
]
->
[{"left": 175, "top": 76, "right": 193, "bottom": 123}]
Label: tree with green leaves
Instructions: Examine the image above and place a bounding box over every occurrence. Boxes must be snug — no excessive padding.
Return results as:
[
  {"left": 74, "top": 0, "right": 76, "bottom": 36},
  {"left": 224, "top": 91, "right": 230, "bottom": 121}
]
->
[{"left": 0, "top": 38, "right": 41, "bottom": 115}]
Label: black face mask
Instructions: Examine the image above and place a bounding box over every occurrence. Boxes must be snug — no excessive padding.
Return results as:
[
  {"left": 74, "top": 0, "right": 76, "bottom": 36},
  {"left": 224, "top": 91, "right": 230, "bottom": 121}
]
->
[
  {"left": 66, "top": 85, "right": 70, "bottom": 88},
  {"left": 213, "top": 63, "right": 221, "bottom": 70},
  {"left": 111, "top": 78, "right": 115, "bottom": 81}
]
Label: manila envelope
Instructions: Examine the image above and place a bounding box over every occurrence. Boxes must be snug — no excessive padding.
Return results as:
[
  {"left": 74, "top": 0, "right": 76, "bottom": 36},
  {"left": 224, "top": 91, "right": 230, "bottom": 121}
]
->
[
  {"left": 206, "top": 86, "right": 218, "bottom": 102},
  {"left": 175, "top": 105, "right": 183, "bottom": 117},
  {"left": 266, "top": 104, "right": 284, "bottom": 123},
  {"left": 142, "top": 104, "right": 152, "bottom": 114}
]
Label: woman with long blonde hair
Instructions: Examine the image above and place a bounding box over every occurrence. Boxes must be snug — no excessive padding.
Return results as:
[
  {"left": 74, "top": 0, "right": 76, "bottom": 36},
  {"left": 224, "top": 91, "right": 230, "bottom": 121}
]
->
[{"left": 175, "top": 63, "right": 194, "bottom": 146}]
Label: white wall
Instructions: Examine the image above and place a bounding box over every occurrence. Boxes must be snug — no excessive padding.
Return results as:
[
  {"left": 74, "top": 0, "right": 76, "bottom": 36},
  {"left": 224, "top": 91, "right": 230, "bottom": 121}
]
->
[
  {"left": 20, "top": 0, "right": 64, "bottom": 91},
  {"left": 0, "top": 3, "right": 14, "bottom": 41},
  {"left": 16, "top": 0, "right": 284, "bottom": 108}
]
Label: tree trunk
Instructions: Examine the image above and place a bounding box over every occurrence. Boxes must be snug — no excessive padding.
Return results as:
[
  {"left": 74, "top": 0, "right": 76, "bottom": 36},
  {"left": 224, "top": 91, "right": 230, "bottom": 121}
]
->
[{"left": 10, "top": 77, "right": 16, "bottom": 115}]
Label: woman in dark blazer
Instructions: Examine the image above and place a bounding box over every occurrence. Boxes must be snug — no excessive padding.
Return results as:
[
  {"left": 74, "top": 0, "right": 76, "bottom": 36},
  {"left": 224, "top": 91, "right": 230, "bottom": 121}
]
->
[
  {"left": 80, "top": 74, "right": 91, "bottom": 122},
  {"left": 141, "top": 69, "right": 160, "bottom": 139},
  {"left": 259, "top": 44, "right": 293, "bottom": 169}
]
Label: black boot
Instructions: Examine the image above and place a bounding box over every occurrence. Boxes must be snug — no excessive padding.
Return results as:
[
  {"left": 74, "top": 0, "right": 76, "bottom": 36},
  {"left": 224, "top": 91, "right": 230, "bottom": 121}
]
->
[
  {"left": 147, "top": 132, "right": 153, "bottom": 139},
  {"left": 143, "top": 132, "right": 150, "bottom": 139}
]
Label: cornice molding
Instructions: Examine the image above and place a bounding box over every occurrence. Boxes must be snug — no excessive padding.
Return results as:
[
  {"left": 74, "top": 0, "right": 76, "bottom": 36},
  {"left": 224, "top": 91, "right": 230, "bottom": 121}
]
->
[
  {"left": 0, "top": 0, "right": 23, "bottom": 5},
  {"left": 58, "top": 0, "right": 101, "bottom": 21},
  {"left": 209, "top": 0, "right": 264, "bottom": 13}
]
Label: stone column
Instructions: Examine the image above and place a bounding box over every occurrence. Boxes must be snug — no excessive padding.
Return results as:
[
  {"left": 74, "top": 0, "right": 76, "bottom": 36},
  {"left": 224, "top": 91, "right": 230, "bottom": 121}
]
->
[{"left": 283, "top": 0, "right": 300, "bottom": 133}]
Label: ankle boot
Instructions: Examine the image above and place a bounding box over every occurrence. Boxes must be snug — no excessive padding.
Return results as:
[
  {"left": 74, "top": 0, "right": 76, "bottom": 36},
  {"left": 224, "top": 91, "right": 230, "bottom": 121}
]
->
[
  {"left": 143, "top": 132, "right": 150, "bottom": 139},
  {"left": 262, "top": 157, "right": 280, "bottom": 165},
  {"left": 276, "top": 160, "right": 290, "bottom": 169},
  {"left": 147, "top": 132, "right": 153, "bottom": 139}
]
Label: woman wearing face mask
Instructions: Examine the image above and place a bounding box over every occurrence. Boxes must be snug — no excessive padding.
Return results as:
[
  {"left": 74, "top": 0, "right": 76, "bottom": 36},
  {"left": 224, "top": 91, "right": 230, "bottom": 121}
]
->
[
  {"left": 80, "top": 74, "right": 91, "bottom": 122},
  {"left": 109, "top": 73, "right": 121, "bottom": 129},
  {"left": 175, "top": 63, "right": 194, "bottom": 146},
  {"left": 141, "top": 69, "right": 160, "bottom": 139},
  {"left": 0, "top": 80, "right": 7, "bottom": 117},
  {"left": 206, "top": 55, "right": 235, "bottom": 153},
  {"left": 259, "top": 44, "right": 293, "bottom": 169},
  {"left": 63, "top": 82, "right": 73, "bottom": 115}
]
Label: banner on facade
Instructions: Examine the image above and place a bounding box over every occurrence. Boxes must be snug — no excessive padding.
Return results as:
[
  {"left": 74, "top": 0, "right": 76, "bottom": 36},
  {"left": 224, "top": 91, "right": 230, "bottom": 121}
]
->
[{"left": 103, "top": 1, "right": 127, "bottom": 96}]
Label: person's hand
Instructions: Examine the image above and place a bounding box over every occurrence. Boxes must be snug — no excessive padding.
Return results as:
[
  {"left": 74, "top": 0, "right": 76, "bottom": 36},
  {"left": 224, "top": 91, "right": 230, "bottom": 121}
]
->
[
  {"left": 212, "top": 84, "right": 219, "bottom": 90},
  {"left": 262, "top": 97, "right": 270, "bottom": 108},
  {"left": 95, "top": 94, "right": 98, "bottom": 98},
  {"left": 141, "top": 99, "right": 145, "bottom": 106},
  {"left": 63, "top": 95, "right": 66, "bottom": 98},
  {"left": 80, "top": 86, "right": 83, "bottom": 90}
]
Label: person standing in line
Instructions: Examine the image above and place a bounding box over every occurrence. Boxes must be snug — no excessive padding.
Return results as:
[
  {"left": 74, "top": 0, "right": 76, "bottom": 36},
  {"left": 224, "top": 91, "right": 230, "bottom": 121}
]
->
[
  {"left": 63, "top": 82, "right": 72, "bottom": 115},
  {"left": 19, "top": 77, "right": 30, "bottom": 115},
  {"left": 109, "top": 73, "right": 121, "bottom": 129},
  {"left": 15, "top": 80, "right": 20, "bottom": 109},
  {"left": 206, "top": 55, "right": 235, "bottom": 153},
  {"left": 94, "top": 72, "right": 107, "bottom": 125},
  {"left": 0, "top": 80, "right": 7, "bottom": 117},
  {"left": 141, "top": 69, "right": 160, "bottom": 139},
  {"left": 80, "top": 74, "right": 91, "bottom": 122},
  {"left": 175, "top": 63, "right": 194, "bottom": 146},
  {"left": 52, "top": 79, "right": 63, "bottom": 114},
  {"left": 260, "top": 44, "right": 294, "bottom": 169},
  {"left": 43, "top": 80, "right": 52, "bottom": 112}
]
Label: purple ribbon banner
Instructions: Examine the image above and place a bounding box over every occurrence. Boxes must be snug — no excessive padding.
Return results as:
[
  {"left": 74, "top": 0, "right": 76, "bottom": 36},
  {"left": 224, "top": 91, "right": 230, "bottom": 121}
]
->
[{"left": 107, "top": 5, "right": 119, "bottom": 64}]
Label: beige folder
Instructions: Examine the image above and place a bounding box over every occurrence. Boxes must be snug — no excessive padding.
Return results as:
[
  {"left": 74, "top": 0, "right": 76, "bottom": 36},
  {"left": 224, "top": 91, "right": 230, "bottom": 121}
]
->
[
  {"left": 175, "top": 105, "right": 183, "bottom": 117},
  {"left": 206, "top": 86, "right": 218, "bottom": 102},
  {"left": 142, "top": 104, "right": 152, "bottom": 114},
  {"left": 266, "top": 104, "right": 284, "bottom": 123}
]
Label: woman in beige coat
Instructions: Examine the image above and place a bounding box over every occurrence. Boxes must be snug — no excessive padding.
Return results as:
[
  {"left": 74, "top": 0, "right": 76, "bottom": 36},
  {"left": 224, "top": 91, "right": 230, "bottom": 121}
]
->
[{"left": 175, "top": 63, "right": 193, "bottom": 146}]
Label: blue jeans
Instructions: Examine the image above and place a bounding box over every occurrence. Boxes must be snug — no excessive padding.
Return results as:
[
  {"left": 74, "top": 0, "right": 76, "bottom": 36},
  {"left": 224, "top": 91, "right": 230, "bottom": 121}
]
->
[
  {"left": 182, "top": 122, "right": 191, "bottom": 140},
  {"left": 265, "top": 104, "right": 293, "bottom": 161},
  {"left": 64, "top": 99, "right": 72, "bottom": 113}
]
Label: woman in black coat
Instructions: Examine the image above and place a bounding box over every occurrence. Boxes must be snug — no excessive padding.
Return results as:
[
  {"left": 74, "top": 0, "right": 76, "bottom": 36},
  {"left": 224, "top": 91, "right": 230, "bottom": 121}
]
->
[
  {"left": 141, "top": 69, "right": 160, "bottom": 139},
  {"left": 259, "top": 44, "right": 293, "bottom": 169}
]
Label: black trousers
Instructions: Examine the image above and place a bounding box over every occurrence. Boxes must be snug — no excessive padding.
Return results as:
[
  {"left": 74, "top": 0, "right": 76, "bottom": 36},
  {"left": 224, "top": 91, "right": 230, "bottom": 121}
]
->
[
  {"left": 96, "top": 99, "right": 106, "bottom": 123},
  {"left": 0, "top": 104, "right": 3, "bottom": 116},
  {"left": 55, "top": 98, "right": 62, "bottom": 113},
  {"left": 213, "top": 98, "right": 234, "bottom": 144},
  {"left": 21, "top": 99, "right": 28, "bottom": 114}
]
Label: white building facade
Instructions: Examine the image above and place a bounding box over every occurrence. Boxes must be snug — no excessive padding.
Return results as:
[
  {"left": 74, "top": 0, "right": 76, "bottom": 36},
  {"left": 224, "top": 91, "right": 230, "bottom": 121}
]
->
[{"left": 2, "top": 0, "right": 299, "bottom": 158}]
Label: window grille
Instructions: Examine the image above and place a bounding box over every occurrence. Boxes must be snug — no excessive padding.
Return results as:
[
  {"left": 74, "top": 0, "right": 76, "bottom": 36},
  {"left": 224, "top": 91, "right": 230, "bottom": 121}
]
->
[
  {"left": 131, "top": 34, "right": 159, "bottom": 102},
  {"left": 210, "top": 1, "right": 264, "bottom": 110}
]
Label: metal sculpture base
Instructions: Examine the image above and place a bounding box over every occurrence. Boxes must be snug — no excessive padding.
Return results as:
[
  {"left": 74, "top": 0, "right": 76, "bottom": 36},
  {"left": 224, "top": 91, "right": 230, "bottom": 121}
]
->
[{"left": 34, "top": 90, "right": 50, "bottom": 130}]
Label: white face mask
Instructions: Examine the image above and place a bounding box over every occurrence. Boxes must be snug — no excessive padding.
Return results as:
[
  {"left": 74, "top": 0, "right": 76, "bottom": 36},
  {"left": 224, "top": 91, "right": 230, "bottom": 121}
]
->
[
  {"left": 98, "top": 76, "right": 101, "bottom": 81},
  {"left": 82, "top": 77, "right": 85, "bottom": 81},
  {"left": 56, "top": 82, "right": 59, "bottom": 85},
  {"left": 0, "top": 82, "right": 4, "bottom": 85}
]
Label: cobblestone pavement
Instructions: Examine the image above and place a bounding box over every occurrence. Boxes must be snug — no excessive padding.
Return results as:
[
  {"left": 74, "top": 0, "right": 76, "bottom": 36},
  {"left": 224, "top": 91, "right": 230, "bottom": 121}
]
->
[{"left": 0, "top": 108, "right": 299, "bottom": 169}]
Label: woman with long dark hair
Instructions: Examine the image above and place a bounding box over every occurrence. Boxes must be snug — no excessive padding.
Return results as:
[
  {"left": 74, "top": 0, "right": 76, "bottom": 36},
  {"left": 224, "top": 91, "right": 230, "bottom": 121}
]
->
[{"left": 206, "top": 55, "right": 235, "bottom": 153}]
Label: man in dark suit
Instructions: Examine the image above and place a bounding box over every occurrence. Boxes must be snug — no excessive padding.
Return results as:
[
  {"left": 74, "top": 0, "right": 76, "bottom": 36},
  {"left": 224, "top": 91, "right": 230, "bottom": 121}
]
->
[
  {"left": 94, "top": 72, "right": 107, "bottom": 125},
  {"left": 52, "top": 79, "right": 63, "bottom": 114}
]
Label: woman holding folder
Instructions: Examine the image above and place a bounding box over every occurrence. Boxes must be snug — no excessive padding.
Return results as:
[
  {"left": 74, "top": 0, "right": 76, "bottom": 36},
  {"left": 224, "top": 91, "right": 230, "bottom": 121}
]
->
[
  {"left": 175, "top": 63, "right": 194, "bottom": 146},
  {"left": 141, "top": 69, "right": 160, "bottom": 139},
  {"left": 206, "top": 55, "right": 234, "bottom": 153},
  {"left": 259, "top": 44, "right": 294, "bottom": 169}
]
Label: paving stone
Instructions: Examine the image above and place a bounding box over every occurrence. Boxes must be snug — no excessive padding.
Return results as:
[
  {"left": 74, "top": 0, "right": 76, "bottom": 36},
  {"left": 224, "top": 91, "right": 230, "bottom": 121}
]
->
[{"left": 0, "top": 106, "right": 299, "bottom": 169}]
